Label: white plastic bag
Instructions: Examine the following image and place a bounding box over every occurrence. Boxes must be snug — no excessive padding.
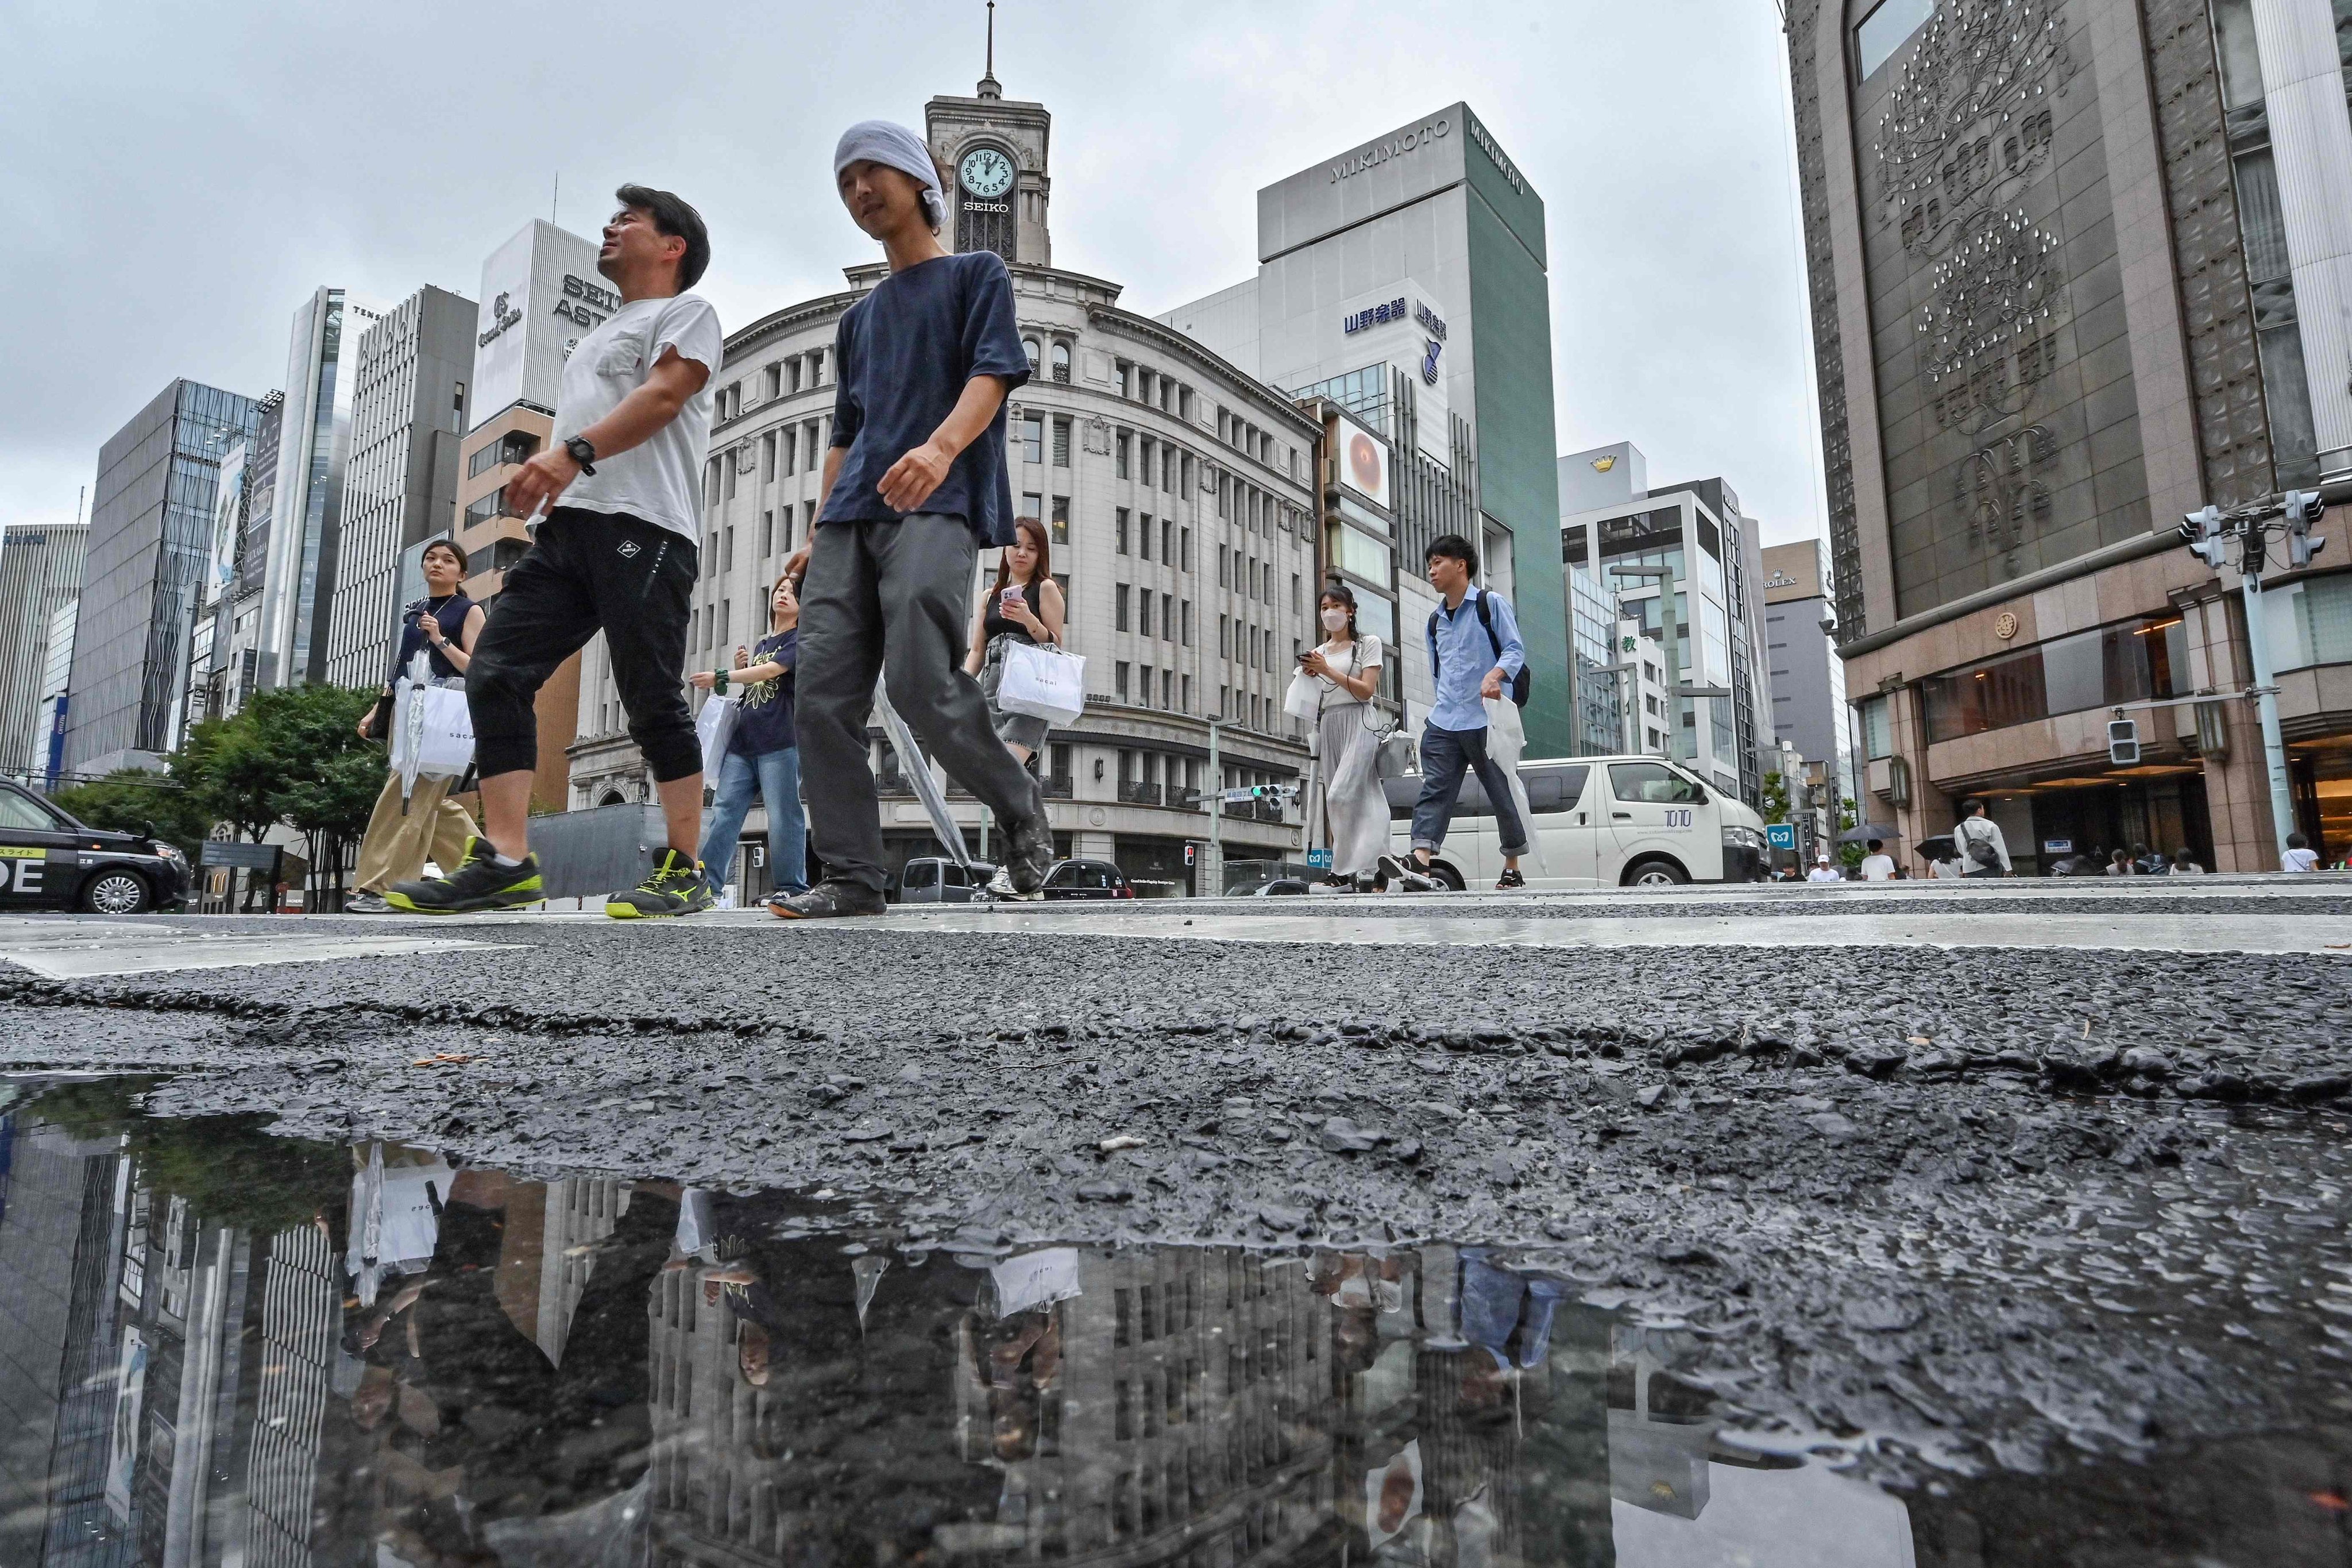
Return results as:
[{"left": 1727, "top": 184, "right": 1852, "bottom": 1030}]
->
[
  {"left": 997, "top": 643, "right": 1086, "bottom": 724},
  {"left": 697, "top": 694, "right": 739, "bottom": 778},
  {"left": 1282, "top": 669, "right": 1321, "bottom": 721},
  {"left": 1482, "top": 695, "right": 1546, "bottom": 876},
  {"left": 389, "top": 677, "right": 474, "bottom": 801}
]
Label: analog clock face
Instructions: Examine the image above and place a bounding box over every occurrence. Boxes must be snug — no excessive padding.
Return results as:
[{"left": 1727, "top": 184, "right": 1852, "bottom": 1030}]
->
[{"left": 960, "top": 148, "right": 1015, "bottom": 199}]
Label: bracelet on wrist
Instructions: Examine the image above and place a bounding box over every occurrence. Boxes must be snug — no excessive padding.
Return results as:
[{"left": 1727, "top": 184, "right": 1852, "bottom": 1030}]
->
[{"left": 715, "top": 669, "right": 730, "bottom": 693}]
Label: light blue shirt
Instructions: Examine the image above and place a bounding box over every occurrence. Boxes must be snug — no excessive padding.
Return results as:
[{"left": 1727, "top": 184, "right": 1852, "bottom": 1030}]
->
[{"left": 1424, "top": 585, "right": 1525, "bottom": 732}]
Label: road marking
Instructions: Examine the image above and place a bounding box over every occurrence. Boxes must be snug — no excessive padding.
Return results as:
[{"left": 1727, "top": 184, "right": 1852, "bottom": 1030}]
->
[
  {"left": 872, "top": 910, "right": 2352, "bottom": 956},
  {"left": 0, "top": 919, "right": 514, "bottom": 979}
]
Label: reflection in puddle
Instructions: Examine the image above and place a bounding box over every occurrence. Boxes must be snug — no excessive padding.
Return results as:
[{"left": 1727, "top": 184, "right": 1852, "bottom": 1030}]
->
[{"left": 0, "top": 1080, "right": 2328, "bottom": 1566}]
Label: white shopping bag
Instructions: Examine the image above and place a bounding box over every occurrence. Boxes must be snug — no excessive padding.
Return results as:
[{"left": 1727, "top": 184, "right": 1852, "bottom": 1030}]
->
[
  {"left": 389, "top": 656, "right": 474, "bottom": 799},
  {"left": 696, "top": 694, "right": 739, "bottom": 778},
  {"left": 1282, "top": 669, "right": 1322, "bottom": 720},
  {"left": 997, "top": 642, "right": 1086, "bottom": 724},
  {"left": 1483, "top": 694, "right": 1546, "bottom": 876}
]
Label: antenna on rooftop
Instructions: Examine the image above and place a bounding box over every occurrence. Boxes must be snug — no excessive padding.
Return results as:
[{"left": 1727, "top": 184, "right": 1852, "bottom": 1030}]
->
[{"left": 978, "top": 1, "right": 1002, "bottom": 98}]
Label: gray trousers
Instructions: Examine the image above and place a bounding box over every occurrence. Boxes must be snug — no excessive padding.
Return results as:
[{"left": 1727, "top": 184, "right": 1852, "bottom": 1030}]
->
[{"left": 798, "top": 513, "right": 1042, "bottom": 893}]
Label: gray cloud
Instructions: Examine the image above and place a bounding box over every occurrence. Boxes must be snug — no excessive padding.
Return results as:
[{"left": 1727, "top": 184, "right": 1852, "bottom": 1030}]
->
[{"left": 1, "top": 0, "right": 1825, "bottom": 546}]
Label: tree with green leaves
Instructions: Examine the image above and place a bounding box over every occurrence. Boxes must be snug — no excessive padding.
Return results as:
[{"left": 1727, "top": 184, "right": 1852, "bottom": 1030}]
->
[{"left": 250, "top": 685, "right": 383, "bottom": 909}]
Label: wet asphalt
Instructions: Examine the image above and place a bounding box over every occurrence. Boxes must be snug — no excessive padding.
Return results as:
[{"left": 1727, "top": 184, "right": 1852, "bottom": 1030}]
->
[{"left": 3, "top": 877, "right": 2349, "bottom": 1485}]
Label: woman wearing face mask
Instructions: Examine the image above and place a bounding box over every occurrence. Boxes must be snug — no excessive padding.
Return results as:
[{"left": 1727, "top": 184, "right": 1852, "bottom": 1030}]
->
[
  {"left": 1300, "top": 581, "right": 1387, "bottom": 891},
  {"left": 689, "top": 569, "right": 809, "bottom": 905},
  {"left": 963, "top": 516, "right": 1066, "bottom": 766}
]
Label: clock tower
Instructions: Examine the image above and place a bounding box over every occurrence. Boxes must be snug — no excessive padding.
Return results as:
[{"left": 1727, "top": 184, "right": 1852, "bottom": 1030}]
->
[{"left": 926, "top": 24, "right": 1051, "bottom": 268}]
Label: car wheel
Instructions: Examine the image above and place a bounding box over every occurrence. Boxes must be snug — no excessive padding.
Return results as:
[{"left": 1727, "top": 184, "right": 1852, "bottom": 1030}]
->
[
  {"left": 80, "top": 870, "right": 153, "bottom": 914},
  {"left": 1623, "top": 858, "right": 1689, "bottom": 888}
]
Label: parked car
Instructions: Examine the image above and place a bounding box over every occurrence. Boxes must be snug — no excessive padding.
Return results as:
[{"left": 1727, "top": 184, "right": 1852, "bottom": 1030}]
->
[
  {"left": 0, "top": 782, "right": 191, "bottom": 913},
  {"left": 1251, "top": 878, "right": 1311, "bottom": 896},
  {"left": 1382, "top": 754, "right": 1771, "bottom": 889},
  {"left": 1039, "top": 859, "right": 1134, "bottom": 900},
  {"left": 895, "top": 856, "right": 998, "bottom": 903}
]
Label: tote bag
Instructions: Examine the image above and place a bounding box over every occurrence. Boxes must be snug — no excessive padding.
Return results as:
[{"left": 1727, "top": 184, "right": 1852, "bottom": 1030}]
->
[
  {"left": 390, "top": 683, "right": 474, "bottom": 783},
  {"left": 997, "top": 643, "right": 1086, "bottom": 725},
  {"left": 696, "top": 694, "right": 740, "bottom": 779}
]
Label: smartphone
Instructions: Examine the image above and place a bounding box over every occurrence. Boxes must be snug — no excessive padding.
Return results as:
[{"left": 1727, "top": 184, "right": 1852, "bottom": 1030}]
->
[
  {"left": 1297, "top": 650, "right": 1314, "bottom": 665},
  {"left": 1000, "top": 586, "right": 1024, "bottom": 611}
]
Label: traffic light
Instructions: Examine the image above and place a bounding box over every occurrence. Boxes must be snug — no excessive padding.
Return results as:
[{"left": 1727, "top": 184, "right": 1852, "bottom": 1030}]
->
[
  {"left": 2179, "top": 505, "right": 2226, "bottom": 567},
  {"left": 2107, "top": 717, "right": 2141, "bottom": 766},
  {"left": 2285, "top": 489, "right": 2330, "bottom": 567}
]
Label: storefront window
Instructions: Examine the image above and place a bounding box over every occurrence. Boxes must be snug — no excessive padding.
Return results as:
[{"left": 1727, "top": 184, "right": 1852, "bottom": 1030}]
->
[
  {"left": 2286, "top": 572, "right": 2352, "bottom": 669},
  {"left": 1921, "top": 616, "right": 2190, "bottom": 743},
  {"left": 1859, "top": 694, "right": 1893, "bottom": 759}
]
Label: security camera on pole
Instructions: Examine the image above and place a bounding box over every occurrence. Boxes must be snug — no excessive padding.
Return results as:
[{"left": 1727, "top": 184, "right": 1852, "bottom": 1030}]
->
[{"left": 2176, "top": 491, "right": 2328, "bottom": 865}]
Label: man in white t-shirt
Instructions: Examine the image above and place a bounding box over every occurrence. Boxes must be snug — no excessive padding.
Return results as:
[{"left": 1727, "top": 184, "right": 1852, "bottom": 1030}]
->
[
  {"left": 1806, "top": 853, "right": 1845, "bottom": 882},
  {"left": 1857, "top": 838, "right": 1897, "bottom": 881},
  {"left": 390, "top": 186, "right": 724, "bottom": 920},
  {"left": 2281, "top": 832, "right": 2322, "bottom": 872}
]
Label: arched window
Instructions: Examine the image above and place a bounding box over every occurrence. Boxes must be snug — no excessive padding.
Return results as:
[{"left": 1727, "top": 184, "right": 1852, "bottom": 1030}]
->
[
  {"left": 1022, "top": 337, "right": 1042, "bottom": 376},
  {"left": 1051, "top": 342, "right": 1071, "bottom": 384}
]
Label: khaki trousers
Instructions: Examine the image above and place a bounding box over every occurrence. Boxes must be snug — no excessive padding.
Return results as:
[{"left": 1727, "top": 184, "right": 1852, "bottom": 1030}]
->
[{"left": 354, "top": 772, "right": 478, "bottom": 892}]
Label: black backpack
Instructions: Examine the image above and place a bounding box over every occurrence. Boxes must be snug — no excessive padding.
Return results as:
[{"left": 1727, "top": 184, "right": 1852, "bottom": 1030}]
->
[{"left": 1428, "top": 590, "right": 1532, "bottom": 706}]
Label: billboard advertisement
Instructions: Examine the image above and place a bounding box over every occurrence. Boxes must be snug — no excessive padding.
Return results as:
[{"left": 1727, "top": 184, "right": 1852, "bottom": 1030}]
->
[
  {"left": 1335, "top": 410, "right": 1391, "bottom": 511},
  {"left": 206, "top": 441, "right": 246, "bottom": 607}
]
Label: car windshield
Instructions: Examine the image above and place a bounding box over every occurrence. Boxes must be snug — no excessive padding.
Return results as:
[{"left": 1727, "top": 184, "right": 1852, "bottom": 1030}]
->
[{"left": 0, "top": 791, "right": 65, "bottom": 833}]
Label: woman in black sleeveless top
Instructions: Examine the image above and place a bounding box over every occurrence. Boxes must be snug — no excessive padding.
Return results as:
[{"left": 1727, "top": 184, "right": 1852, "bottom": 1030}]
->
[
  {"left": 350, "top": 539, "right": 486, "bottom": 912},
  {"left": 963, "top": 516, "right": 1065, "bottom": 762}
]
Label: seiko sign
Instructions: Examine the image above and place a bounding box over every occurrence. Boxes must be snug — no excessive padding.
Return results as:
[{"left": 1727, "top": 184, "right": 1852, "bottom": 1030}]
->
[
  {"left": 1328, "top": 116, "right": 1450, "bottom": 182},
  {"left": 554, "top": 273, "right": 622, "bottom": 329}
]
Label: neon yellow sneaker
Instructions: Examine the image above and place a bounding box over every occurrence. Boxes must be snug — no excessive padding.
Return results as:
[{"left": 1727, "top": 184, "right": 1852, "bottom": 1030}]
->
[
  {"left": 384, "top": 837, "right": 544, "bottom": 913},
  {"left": 605, "top": 848, "right": 714, "bottom": 919}
]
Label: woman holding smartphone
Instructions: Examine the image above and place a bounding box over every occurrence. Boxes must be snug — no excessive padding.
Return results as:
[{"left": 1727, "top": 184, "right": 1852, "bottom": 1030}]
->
[
  {"left": 1301, "top": 580, "right": 1387, "bottom": 891},
  {"left": 964, "top": 516, "right": 1065, "bottom": 764},
  {"left": 689, "top": 568, "right": 808, "bottom": 905}
]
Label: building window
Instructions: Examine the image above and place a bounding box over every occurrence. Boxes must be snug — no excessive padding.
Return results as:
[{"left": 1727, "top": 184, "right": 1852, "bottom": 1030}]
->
[
  {"left": 1138, "top": 515, "right": 1153, "bottom": 562},
  {"left": 1116, "top": 662, "right": 1130, "bottom": 702},
  {"left": 723, "top": 527, "right": 735, "bottom": 571},
  {"left": 1181, "top": 601, "right": 1192, "bottom": 646},
  {"left": 1022, "top": 416, "right": 1045, "bottom": 465},
  {"left": 1859, "top": 694, "right": 1892, "bottom": 759},
  {"left": 1051, "top": 495, "right": 1069, "bottom": 543},
  {"left": 1052, "top": 418, "right": 1071, "bottom": 466},
  {"left": 1139, "top": 593, "right": 1152, "bottom": 638},
  {"left": 1116, "top": 585, "right": 1130, "bottom": 631},
  {"left": 1161, "top": 518, "right": 1175, "bottom": 562},
  {"left": 1051, "top": 342, "right": 1071, "bottom": 384},
  {"left": 1022, "top": 337, "right": 1042, "bottom": 376},
  {"left": 1181, "top": 674, "right": 1191, "bottom": 711},
  {"left": 1180, "top": 527, "right": 1192, "bottom": 573},
  {"left": 763, "top": 364, "right": 781, "bottom": 399},
  {"left": 1116, "top": 430, "right": 1131, "bottom": 478},
  {"left": 1161, "top": 593, "right": 1173, "bottom": 642},
  {"left": 760, "top": 432, "right": 776, "bottom": 481},
  {"left": 761, "top": 510, "right": 774, "bottom": 556},
  {"left": 1162, "top": 669, "right": 1174, "bottom": 708},
  {"left": 1219, "top": 615, "right": 1229, "bottom": 656},
  {"left": 1022, "top": 491, "right": 1043, "bottom": 524},
  {"left": 1115, "top": 507, "right": 1129, "bottom": 553},
  {"left": 717, "top": 599, "right": 729, "bottom": 645}
]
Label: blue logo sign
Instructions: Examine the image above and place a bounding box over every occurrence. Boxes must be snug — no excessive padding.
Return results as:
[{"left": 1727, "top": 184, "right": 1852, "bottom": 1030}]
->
[
  {"left": 1343, "top": 298, "right": 1408, "bottom": 334},
  {"left": 1306, "top": 849, "right": 1333, "bottom": 868},
  {"left": 1766, "top": 824, "right": 1797, "bottom": 851}
]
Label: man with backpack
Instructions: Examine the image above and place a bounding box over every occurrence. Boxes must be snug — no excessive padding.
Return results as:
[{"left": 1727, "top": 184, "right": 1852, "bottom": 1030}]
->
[
  {"left": 1955, "top": 798, "right": 2011, "bottom": 877},
  {"left": 1396, "top": 533, "right": 1530, "bottom": 891}
]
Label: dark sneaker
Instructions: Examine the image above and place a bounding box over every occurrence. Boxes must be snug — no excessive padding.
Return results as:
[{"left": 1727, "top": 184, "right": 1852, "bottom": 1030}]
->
[
  {"left": 1002, "top": 793, "right": 1055, "bottom": 896},
  {"left": 768, "top": 878, "right": 888, "bottom": 919},
  {"left": 384, "top": 839, "right": 544, "bottom": 914},
  {"left": 1496, "top": 868, "right": 1526, "bottom": 890},
  {"left": 607, "top": 848, "right": 713, "bottom": 920}
]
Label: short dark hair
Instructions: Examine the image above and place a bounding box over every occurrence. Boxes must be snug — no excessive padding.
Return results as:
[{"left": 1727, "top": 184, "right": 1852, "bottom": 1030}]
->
[
  {"left": 1426, "top": 532, "right": 1478, "bottom": 576},
  {"left": 2288, "top": 831, "right": 2309, "bottom": 849},
  {"left": 615, "top": 184, "right": 711, "bottom": 289},
  {"left": 422, "top": 536, "right": 468, "bottom": 571},
  {"left": 1961, "top": 797, "right": 1986, "bottom": 816},
  {"left": 1867, "top": 839, "right": 1884, "bottom": 851}
]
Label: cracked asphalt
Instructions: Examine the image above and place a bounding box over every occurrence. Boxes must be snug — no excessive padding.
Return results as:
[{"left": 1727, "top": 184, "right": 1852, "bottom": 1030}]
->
[{"left": 3, "top": 877, "right": 2350, "bottom": 1485}]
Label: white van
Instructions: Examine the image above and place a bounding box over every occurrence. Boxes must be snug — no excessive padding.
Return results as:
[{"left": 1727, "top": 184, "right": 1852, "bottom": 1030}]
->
[{"left": 1382, "top": 754, "right": 1771, "bottom": 889}]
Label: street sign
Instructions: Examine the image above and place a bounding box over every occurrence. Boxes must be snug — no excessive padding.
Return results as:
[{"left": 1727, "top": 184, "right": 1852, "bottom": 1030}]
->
[
  {"left": 1306, "top": 849, "right": 1333, "bottom": 868},
  {"left": 1766, "top": 824, "right": 1797, "bottom": 851},
  {"left": 199, "top": 840, "right": 281, "bottom": 871}
]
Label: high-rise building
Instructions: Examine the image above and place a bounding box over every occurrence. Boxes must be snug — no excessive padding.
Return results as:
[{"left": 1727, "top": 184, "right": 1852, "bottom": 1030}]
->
[
  {"left": 323, "top": 285, "right": 476, "bottom": 690},
  {"left": 0, "top": 523, "right": 87, "bottom": 782},
  {"left": 207, "top": 390, "right": 284, "bottom": 721},
  {"left": 452, "top": 219, "right": 605, "bottom": 811},
  {"left": 1786, "top": 0, "right": 2352, "bottom": 869},
  {"left": 36, "top": 601, "right": 77, "bottom": 790},
  {"left": 1558, "top": 443, "right": 1775, "bottom": 803},
  {"left": 569, "top": 71, "right": 1322, "bottom": 895},
  {"left": 258, "top": 288, "right": 384, "bottom": 694},
  {"left": 1163, "top": 104, "right": 1575, "bottom": 754},
  {"left": 64, "top": 380, "right": 258, "bottom": 775},
  {"left": 1761, "top": 538, "right": 1855, "bottom": 810}
]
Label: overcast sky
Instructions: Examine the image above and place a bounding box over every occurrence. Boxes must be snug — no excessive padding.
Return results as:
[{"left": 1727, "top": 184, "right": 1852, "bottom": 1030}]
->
[{"left": 1, "top": 1, "right": 1825, "bottom": 546}]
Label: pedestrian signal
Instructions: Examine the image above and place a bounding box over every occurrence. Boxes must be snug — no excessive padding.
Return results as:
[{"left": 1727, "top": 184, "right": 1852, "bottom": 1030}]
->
[{"left": 2107, "top": 717, "right": 2141, "bottom": 766}]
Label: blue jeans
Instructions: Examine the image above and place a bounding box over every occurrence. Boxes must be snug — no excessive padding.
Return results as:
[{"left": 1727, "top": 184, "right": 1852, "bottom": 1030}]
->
[
  {"left": 1410, "top": 723, "right": 1528, "bottom": 857},
  {"left": 698, "top": 746, "right": 808, "bottom": 897},
  {"left": 1460, "top": 1253, "right": 1570, "bottom": 1371}
]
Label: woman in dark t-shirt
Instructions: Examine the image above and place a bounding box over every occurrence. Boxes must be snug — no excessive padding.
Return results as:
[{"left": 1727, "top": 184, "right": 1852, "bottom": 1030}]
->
[
  {"left": 690, "top": 569, "right": 808, "bottom": 902},
  {"left": 961, "top": 516, "right": 1065, "bottom": 762}
]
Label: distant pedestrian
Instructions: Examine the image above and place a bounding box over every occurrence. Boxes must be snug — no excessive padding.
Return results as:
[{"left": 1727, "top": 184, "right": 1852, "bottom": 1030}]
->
[
  {"left": 689, "top": 568, "right": 809, "bottom": 906},
  {"left": 349, "top": 539, "right": 484, "bottom": 914},
  {"left": 2131, "top": 841, "right": 2166, "bottom": 876},
  {"left": 2168, "top": 846, "right": 2207, "bottom": 875},
  {"left": 773, "top": 119, "right": 1052, "bottom": 918},
  {"left": 2107, "top": 847, "right": 2135, "bottom": 876},
  {"left": 2281, "top": 831, "right": 2321, "bottom": 873},
  {"left": 1954, "top": 798, "right": 2010, "bottom": 877},
  {"left": 963, "top": 515, "right": 1065, "bottom": 766},
  {"left": 389, "top": 184, "right": 721, "bottom": 919},
  {"left": 1807, "top": 852, "right": 1845, "bottom": 883},
  {"left": 1932, "top": 848, "right": 1967, "bottom": 880},
  {"left": 1857, "top": 839, "right": 1897, "bottom": 881},
  {"left": 1301, "top": 582, "right": 1388, "bottom": 891},
  {"left": 1399, "top": 534, "right": 1530, "bottom": 891}
]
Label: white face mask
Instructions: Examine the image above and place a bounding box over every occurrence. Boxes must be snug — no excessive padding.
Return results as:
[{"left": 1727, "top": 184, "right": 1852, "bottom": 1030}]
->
[{"left": 1320, "top": 607, "right": 1349, "bottom": 633}]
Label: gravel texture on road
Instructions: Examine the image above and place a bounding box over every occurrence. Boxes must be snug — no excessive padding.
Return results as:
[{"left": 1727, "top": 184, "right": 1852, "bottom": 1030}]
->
[{"left": 4, "top": 908, "right": 2350, "bottom": 1485}]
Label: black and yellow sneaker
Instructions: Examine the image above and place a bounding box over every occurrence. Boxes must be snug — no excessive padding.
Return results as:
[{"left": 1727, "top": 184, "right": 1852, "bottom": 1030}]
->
[
  {"left": 384, "top": 837, "right": 544, "bottom": 914},
  {"left": 605, "top": 848, "right": 715, "bottom": 919}
]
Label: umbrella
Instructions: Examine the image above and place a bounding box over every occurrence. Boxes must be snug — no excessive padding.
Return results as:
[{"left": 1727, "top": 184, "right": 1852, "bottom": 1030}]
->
[
  {"left": 873, "top": 680, "right": 971, "bottom": 870},
  {"left": 1915, "top": 835, "right": 1957, "bottom": 862},
  {"left": 1839, "top": 822, "right": 1898, "bottom": 845}
]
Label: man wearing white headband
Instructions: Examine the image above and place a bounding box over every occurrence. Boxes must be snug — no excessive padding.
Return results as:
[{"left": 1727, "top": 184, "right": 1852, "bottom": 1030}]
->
[{"left": 773, "top": 121, "right": 1050, "bottom": 918}]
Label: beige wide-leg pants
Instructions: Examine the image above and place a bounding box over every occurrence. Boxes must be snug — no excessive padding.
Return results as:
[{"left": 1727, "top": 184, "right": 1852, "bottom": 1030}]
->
[{"left": 353, "top": 773, "right": 478, "bottom": 892}]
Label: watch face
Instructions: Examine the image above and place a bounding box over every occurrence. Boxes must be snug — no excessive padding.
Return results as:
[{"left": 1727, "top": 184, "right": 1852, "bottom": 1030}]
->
[{"left": 960, "top": 147, "right": 1015, "bottom": 199}]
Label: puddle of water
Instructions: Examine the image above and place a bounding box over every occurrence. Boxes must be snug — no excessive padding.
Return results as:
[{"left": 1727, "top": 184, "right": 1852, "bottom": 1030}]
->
[{"left": 2, "top": 1077, "right": 2347, "bottom": 1567}]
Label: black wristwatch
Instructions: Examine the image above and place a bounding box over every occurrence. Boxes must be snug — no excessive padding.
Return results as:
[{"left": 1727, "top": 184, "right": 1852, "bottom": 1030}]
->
[{"left": 564, "top": 435, "right": 598, "bottom": 474}]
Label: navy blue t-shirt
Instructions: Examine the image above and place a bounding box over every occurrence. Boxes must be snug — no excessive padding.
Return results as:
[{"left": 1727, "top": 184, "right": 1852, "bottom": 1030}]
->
[
  {"left": 822, "top": 250, "right": 1031, "bottom": 547},
  {"left": 729, "top": 629, "right": 797, "bottom": 758}
]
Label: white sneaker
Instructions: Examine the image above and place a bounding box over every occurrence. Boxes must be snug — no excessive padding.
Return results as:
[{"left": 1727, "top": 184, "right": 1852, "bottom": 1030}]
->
[
  {"left": 346, "top": 891, "right": 389, "bottom": 914},
  {"left": 984, "top": 866, "right": 1043, "bottom": 902}
]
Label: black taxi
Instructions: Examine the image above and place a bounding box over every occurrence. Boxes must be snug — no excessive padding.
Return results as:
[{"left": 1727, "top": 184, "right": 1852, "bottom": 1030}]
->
[{"left": 0, "top": 782, "right": 191, "bottom": 913}]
